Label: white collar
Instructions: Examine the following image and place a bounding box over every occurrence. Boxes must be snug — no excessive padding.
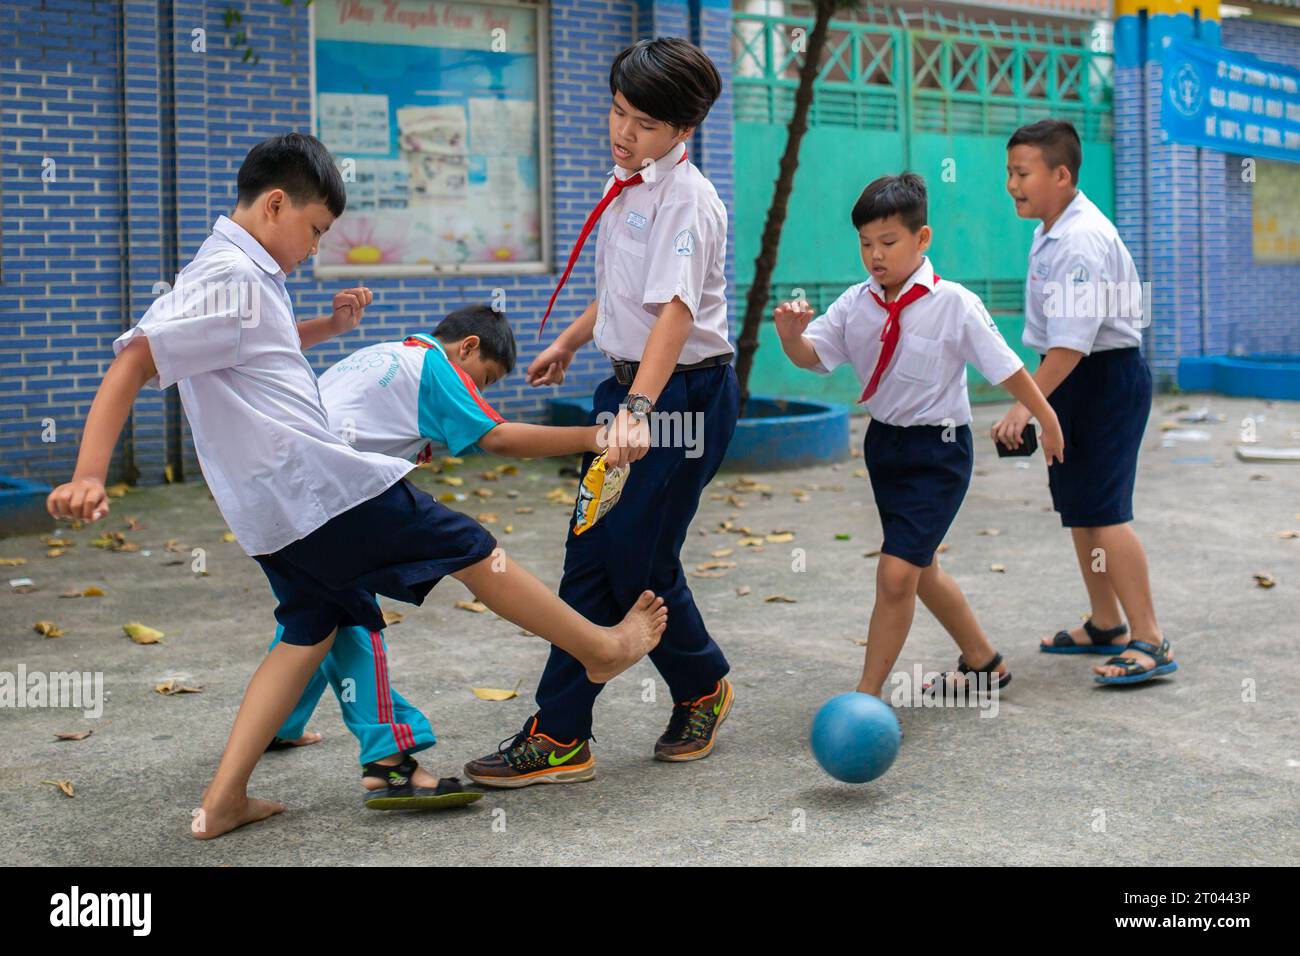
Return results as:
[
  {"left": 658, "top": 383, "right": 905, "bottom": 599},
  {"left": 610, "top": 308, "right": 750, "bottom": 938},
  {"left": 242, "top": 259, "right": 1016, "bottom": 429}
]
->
[
  {"left": 213, "top": 215, "right": 285, "bottom": 277},
  {"left": 612, "top": 141, "right": 687, "bottom": 190},
  {"left": 867, "top": 256, "right": 936, "bottom": 301},
  {"left": 1036, "top": 190, "right": 1089, "bottom": 242}
]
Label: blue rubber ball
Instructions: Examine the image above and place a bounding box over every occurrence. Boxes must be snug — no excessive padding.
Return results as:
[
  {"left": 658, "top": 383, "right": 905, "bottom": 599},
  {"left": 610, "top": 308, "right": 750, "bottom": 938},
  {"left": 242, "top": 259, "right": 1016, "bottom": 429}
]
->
[{"left": 810, "top": 692, "right": 901, "bottom": 783}]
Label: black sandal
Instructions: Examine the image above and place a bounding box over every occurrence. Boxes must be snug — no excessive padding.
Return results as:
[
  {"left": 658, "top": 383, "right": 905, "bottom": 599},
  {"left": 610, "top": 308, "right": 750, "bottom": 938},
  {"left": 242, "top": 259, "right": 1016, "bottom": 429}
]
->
[
  {"left": 923, "top": 652, "right": 1012, "bottom": 702},
  {"left": 1041, "top": 618, "right": 1129, "bottom": 655},
  {"left": 362, "top": 756, "right": 484, "bottom": 811}
]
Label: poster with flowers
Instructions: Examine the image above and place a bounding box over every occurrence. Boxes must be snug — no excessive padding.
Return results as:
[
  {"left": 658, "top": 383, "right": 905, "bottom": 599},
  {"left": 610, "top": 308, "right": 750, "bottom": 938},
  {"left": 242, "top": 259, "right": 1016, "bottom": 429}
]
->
[{"left": 312, "top": 0, "right": 548, "bottom": 275}]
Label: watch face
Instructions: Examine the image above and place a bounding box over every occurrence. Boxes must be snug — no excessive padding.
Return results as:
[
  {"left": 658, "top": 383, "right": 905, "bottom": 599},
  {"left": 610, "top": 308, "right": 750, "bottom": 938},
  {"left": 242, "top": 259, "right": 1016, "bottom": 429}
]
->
[{"left": 627, "top": 395, "right": 652, "bottom": 416}]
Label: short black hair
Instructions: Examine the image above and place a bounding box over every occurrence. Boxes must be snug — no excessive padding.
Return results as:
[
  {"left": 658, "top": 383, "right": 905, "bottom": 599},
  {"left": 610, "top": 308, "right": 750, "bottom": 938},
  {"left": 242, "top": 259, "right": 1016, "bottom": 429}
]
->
[
  {"left": 236, "top": 132, "right": 347, "bottom": 218},
  {"left": 1007, "top": 119, "right": 1082, "bottom": 185},
  {"left": 610, "top": 38, "right": 721, "bottom": 129},
  {"left": 851, "top": 173, "right": 928, "bottom": 233},
  {"left": 432, "top": 305, "right": 516, "bottom": 374}
]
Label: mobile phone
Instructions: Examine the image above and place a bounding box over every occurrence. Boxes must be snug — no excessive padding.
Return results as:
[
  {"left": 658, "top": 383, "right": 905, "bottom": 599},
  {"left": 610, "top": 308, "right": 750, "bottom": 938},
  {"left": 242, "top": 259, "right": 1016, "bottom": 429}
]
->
[{"left": 995, "top": 424, "right": 1038, "bottom": 457}]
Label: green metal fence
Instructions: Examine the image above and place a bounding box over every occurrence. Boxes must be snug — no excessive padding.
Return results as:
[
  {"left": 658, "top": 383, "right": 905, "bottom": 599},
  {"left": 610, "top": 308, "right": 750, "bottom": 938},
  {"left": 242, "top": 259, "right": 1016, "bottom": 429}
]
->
[{"left": 731, "top": 8, "right": 1115, "bottom": 403}]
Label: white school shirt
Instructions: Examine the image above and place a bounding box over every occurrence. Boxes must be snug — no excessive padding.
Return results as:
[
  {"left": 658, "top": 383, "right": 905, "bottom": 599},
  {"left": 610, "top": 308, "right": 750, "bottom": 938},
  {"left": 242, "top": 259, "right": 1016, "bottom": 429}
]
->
[
  {"left": 1024, "top": 190, "right": 1144, "bottom": 354},
  {"left": 319, "top": 334, "right": 505, "bottom": 463},
  {"left": 803, "top": 258, "right": 1024, "bottom": 427},
  {"left": 592, "top": 141, "right": 733, "bottom": 364},
  {"left": 113, "top": 216, "right": 413, "bottom": 556}
]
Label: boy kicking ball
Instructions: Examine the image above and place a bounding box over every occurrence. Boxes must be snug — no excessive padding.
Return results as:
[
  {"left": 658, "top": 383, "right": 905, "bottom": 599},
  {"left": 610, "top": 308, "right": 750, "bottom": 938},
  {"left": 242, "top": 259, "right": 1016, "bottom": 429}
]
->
[
  {"left": 46, "top": 133, "right": 665, "bottom": 839},
  {"left": 776, "top": 173, "right": 1064, "bottom": 702}
]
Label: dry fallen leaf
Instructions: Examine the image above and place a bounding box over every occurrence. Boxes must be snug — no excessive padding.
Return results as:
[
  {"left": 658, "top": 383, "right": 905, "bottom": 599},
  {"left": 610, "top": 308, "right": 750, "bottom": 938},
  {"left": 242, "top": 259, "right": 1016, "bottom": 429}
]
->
[
  {"left": 438, "top": 476, "right": 465, "bottom": 487},
  {"left": 54, "top": 730, "right": 93, "bottom": 742},
  {"left": 105, "top": 483, "right": 130, "bottom": 498},
  {"left": 46, "top": 548, "right": 66, "bottom": 559},
  {"left": 496, "top": 464, "right": 518, "bottom": 476},
  {"left": 479, "top": 470, "right": 501, "bottom": 481},
  {"left": 863, "top": 550, "right": 881, "bottom": 558},
  {"left": 738, "top": 537, "right": 765, "bottom": 547},
  {"left": 765, "top": 532, "right": 795, "bottom": 544},
  {"left": 382, "top": 610, "right": 404, "bottom": 626},
  {"left": 710, "top": 548, "right": 734, "bottom": 558},
  {"left": 545, "top": 487, "right": 572, "bottom": 503},
  {"left": 473, "top": 488, "right": 494, "bottom": 499},
  {"left": 1277, "top": 530, "right": 1299, "bottom": 539},
  {"left": 1253, "top": 572, "right": 1276, "bottom": 589},
  {"left": 696, "top": 560, "right": 737, "bottom": 571},
  {"left": 764, "top": 595, "right": 797, "bottom": 604},
  {"left": 472, "top": 679, "right": 523, "bottom": 701},
  {"left": 456, "top": 600, "right": 489, "bottom": 614},
  {"left": 124, "top": 517, "right": 143, "bottom": 531},
  {"left": 735, "top": 586, "right": 751, "bottom": 597},
  {"left": 438, "top": 492, "right": 458, "bottom": 503},
  {"left": 42, "top": 779, "right": 74, "bottom": 798},
  {"left": 853, "top": 639, "right": 869, "bottom": 646},
  {"left": 42, "top": 537, "right": 73, "bottom": 548},
  {"left": 154, "top": 679, "right": 202, "bottom": 695},
  {"left": 504, "top": 524, "right": 513, "bottom": 534},
  {"left": 515, "top": 506, "right": 535, "bottom": 514},
  {"left": 979, "top": 529, "right": 1002, "bottom": 537},
  {"left": 34, "top": 621, "right": 65, "bottom": 638},
  {"left": 477, "top": 513, "right": 498, "bottom": 523},
  {"left": 220, "top": 531, "right": 236, "bottom": 543},
  {"left": 123, "top": 622, "right": 164, "bottom": 644},
  {"left": 442, "top": 456, "right": 464, "bottom": 467},
  {"left": 164, "top": 539, "right": 183, "bottom": 552},
  {"left": 0, "top": 558, "right": 28, "bottom": 567},
  {"left": 690, "top": 570, "right": 728, "bottom": 578},
  {"left": 82, "top": 586, "right": 104, "bottom": 597},
  {"left": 990, "top": 564, "right": 1007, "bottom": 573},
  {"left": 936, "top": 543, "right": 950, "bottom": 554}
]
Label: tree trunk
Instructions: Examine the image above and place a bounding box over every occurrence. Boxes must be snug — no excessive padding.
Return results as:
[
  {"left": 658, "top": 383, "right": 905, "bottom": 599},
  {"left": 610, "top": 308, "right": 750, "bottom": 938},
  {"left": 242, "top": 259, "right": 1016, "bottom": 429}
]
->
[{"left": 734, "top": 0, "right": 837, "bottom": 415}]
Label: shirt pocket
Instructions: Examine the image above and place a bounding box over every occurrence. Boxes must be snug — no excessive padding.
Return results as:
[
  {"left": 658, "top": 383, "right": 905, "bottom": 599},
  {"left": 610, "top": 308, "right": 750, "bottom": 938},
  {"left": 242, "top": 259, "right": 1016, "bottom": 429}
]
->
[
  {"left": 607, "top": 232, "right": 648, "bottom": 301},
  {"left": 892, "top": 333, "right": 945, "bottom": 384}
]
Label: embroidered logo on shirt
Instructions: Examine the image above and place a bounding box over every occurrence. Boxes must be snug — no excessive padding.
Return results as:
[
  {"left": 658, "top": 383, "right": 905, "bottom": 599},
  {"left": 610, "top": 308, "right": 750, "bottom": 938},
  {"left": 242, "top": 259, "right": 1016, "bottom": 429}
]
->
[
  {"left": 625, "top": 212, "right": 647, "bottom": 231},
  {"left": 1033, "top": 261, "right": 1051, "bottom": 281},
  {"left": 673, "top": 229, "right": 695, "bottom": 257},
  {"left": 1068, "top": 264, "right": 1090, "bottom": 285}
]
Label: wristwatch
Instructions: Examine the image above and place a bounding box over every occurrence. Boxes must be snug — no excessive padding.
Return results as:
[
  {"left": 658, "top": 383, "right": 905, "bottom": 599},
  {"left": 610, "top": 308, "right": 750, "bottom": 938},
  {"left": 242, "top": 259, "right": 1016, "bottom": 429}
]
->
[{"left": 625, "top": 392, "right": 655, "bottom": 420}]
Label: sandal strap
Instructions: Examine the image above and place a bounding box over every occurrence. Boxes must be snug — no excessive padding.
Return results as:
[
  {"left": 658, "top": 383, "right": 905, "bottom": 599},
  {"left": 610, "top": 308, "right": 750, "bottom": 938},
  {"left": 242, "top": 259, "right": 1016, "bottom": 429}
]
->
[
  {"left": 1083, "top": 618, "right": 1129, "bottom": 643},
  {"left": 1122, "top": 639, "right": 1168, "bottom": 660},
  {"left": 362, "top": 755, "right": 418, "bottom": 783},
  {"left": 957, "top": 652, "right": 1003, "bottom": 674}
]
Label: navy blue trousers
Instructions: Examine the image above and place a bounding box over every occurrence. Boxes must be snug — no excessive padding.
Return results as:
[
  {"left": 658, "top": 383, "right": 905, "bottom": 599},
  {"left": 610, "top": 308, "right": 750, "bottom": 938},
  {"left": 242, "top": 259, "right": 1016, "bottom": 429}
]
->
[{"left": 534, "top": 364, "right": 738, "bottom": 741}]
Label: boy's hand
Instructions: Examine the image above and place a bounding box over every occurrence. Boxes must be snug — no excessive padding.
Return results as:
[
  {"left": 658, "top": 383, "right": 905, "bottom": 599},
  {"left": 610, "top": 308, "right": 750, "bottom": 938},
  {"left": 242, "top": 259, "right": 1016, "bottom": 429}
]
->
[
  {"left": 603, "top": 407, "right": 650, "bottom": 469},
  {"left": 588, "top": 423, "right": 607, "bottom": 454},
  {"left": 47, "top": 478, "right": 110, "bottom": 523},
  {"left": 526, "top": 342, "right": 575, "bottom": 386},
  {"left": 1040, "top": 417, "right": 1065, "bottom": 465},
  {"left": 774, "top": 299, "right": 816, "bottom": 342},
  {"left": 991, "top": 403, "right": 1033, "bottom": 451},
  {"left": 330, "top": 286, "right": 372, "bottom": 334}
]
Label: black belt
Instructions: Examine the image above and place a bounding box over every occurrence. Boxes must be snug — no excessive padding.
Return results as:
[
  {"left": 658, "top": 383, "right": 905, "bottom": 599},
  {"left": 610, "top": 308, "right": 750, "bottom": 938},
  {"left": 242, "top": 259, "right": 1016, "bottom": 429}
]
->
[{"left": 611, "top": 352, "right": 733, "bottom": 386}]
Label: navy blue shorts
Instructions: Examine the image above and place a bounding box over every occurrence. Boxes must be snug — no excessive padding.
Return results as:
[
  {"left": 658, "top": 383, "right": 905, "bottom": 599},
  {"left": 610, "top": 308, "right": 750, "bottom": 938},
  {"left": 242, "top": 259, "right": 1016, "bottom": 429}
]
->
[
  {"left": 864, "top": 420, "right": 973, "bottom": 568},
  {"left": 1045, "top": 347, "right": 1151, "bottom": 528},
  {"left": 254, "top": 478, "right": 497, "bottom": 646}
]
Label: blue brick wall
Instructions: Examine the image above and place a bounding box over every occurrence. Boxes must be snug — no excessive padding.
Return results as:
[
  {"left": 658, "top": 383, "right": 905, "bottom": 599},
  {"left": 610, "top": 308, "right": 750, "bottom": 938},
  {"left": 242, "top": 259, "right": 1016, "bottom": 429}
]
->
[
  {"left": 1220, "top": 17, "right": 1300, "bottom": 357},
  {"left": 1, "top": 0, "right": 736, "bottom": 486},
  {"left": 1114, "top": 12, "right": 1300, "bottom": 385}
]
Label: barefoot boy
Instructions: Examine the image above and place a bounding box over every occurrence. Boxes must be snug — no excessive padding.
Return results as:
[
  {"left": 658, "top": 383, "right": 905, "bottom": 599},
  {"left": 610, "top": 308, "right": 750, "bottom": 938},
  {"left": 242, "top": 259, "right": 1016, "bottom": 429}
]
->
[
  {"left": 466, "top": 38, "right": 739, "bottom": 786},
  {"left": 997, "top": 119, "right": 1175, "bottom": 685},
  {"left": 46, "top": 133, "right": 665, "bottom": 838},
  {"left": 776, "top": 173, "right": 1064, "bottom": 700}
]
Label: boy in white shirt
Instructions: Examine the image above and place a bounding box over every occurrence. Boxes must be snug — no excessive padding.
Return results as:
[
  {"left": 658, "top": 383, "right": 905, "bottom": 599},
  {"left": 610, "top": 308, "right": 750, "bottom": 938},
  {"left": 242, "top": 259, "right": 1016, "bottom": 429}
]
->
[
  {"left": 46, "top": 133, "right": 666, "bottom": 838},
  {"left": 466, "top": 39, "right": 738, "bottom": 787},
  {"left": 997, "top": 119, "right": 1176, "bottom": 685},
  {"left": 776, "top": 173, "right": 1064, "bottom": 701}
]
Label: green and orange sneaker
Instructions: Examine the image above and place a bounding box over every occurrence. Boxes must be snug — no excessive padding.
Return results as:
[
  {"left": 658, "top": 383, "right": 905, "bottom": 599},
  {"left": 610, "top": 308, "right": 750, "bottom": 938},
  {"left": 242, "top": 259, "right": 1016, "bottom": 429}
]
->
[
  {"left": 653, "top": 678, "right": 734, "bottom": 762},
  {"left": 463, "top": 716, "right": 595, "bottom": 789}
]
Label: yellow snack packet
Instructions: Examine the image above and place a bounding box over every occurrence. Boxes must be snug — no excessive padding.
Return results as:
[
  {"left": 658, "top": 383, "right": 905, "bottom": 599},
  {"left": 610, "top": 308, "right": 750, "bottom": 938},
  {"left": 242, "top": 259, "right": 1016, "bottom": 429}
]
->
[{"left": 573, "top": 451, "right": 630, "bottom": 536}]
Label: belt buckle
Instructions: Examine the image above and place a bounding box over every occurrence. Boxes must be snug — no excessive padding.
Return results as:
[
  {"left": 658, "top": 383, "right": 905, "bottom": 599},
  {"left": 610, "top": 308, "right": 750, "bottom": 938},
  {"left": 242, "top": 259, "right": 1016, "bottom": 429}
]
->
[{"left": 614, "top": 362, "right": 634, "bottom": 386}]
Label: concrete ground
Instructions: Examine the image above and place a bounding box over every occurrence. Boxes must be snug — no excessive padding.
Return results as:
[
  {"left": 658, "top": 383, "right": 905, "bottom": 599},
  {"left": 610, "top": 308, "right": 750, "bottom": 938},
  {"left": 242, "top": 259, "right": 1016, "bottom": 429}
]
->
[{"left": 1, "top": 393, "right": 1297, "bottom": 866}]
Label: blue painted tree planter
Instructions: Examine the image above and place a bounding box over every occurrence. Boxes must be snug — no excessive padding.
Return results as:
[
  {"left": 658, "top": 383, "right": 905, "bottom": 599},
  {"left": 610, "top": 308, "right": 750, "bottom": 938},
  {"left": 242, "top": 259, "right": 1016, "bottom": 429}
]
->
[
  {"left": 548, "top": 393, "right": 851, "bottom": 472},
  {"left": 0, "top": 475, "right": 53, "bottom": 538},
  {"left": 1178, "top": 354, "right": 1300, "bottom": 401}
]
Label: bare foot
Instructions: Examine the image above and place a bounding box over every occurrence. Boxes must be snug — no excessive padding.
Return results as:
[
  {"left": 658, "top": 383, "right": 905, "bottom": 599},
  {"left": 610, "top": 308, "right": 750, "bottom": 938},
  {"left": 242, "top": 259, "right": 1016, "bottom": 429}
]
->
[
  {"left": 363, "top": 757, "right": 440, "bottom": 791},
  {"left": 587, "top": 590, "right": 666, "bottom": 683},
  {"left": 191, "top": 792, "right": 285, "bottom": 840}
]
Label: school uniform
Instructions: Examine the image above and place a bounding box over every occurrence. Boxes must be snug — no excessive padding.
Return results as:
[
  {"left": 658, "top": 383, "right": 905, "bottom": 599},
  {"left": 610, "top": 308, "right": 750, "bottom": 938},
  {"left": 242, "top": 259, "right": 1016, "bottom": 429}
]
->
[
  {"left": 271, "top": 332, "right": 509, "bottom": 760},
  {"left": 534, "top": 141, "right": 737, "bottom": 742},
  {"left": 1024, "top": 190, "right": 1151, "bottom": 527},
  {"left": 116, "top": 216, "right": 497, "bottom": 649},
  {"left": 804, "top": 257, "right": 1023, "bottom": 567}
]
